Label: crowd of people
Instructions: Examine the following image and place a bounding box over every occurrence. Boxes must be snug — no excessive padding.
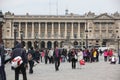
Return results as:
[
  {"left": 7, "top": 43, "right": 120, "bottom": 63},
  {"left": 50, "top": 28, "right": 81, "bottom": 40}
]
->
[{"left": 0, "top": 41, "right": 120, "bottom": 80}]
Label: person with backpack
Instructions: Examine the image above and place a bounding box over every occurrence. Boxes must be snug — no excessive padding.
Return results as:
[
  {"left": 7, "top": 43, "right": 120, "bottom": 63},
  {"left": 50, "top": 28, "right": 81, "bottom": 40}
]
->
[{"left": 11, "top": 43, "right": 28, "bottom": 80}]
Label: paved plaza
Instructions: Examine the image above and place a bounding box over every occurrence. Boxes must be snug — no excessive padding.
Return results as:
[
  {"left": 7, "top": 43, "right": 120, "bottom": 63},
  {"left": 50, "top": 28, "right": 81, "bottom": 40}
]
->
[{"left": 5, "top": 56, "right": 120, "bottom": 80}]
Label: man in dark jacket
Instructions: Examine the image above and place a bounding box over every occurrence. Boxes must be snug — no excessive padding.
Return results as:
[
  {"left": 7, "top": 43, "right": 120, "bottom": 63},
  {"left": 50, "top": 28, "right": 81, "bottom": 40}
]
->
[
  {"left": 11, "top": 43, "right": 28, "bottom": 80},
  {"left": 0, "top": 43, "right": 6, "bottom": 80},
  {"left": 53, "top": 46, "right": 61, "bottom": 71},
  {"left": 27, "top": 47, "right": 35, "bottom": 74}
]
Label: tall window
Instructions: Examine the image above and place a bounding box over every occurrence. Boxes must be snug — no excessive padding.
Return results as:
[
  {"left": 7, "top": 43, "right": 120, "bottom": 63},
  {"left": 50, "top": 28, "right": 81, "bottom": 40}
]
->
[
  {"left": 16, "top": 32, "right": 19, "bottom": 38},
  {"left": 28, "top": 32, "right": 31, "bottom": 38},
  {"left": 61, "top": 33, "right": 64, "bottom": 38},
  {"left": 47, "top": 32, "right": 51, "bottom": 38},
  {"left": 67, "top": 32, "right": 70, "bottom": 38},
  {"left": 54, "top": 32, "right": 58, "bottom": 38},
  {"left": 41, "top": 32, "right": 44, "bottom": 39},
  {"left": 35, "top": 32, "right": 38, "bottom": 38}
]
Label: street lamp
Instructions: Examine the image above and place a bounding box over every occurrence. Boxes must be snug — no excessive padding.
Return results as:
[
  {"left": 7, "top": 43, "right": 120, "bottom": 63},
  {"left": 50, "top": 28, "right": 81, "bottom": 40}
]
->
[
  {"left": 117, "top": 36, "right": 119, "bottom": 55},
  {"left": 14, "top": 23, "right": 18, "bottom": 47},
  {"left": 34, "top": 34, "right": 39, "bottom": 49},
  {"left": 85, "top": 29, "right": 88, "bottom": 49}
]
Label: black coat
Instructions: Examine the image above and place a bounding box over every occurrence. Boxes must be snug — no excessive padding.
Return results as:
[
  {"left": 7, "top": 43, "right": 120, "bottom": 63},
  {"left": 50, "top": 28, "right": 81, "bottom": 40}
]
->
[{"left": 0, "top": 44, "right": 5, "bottom": 67}]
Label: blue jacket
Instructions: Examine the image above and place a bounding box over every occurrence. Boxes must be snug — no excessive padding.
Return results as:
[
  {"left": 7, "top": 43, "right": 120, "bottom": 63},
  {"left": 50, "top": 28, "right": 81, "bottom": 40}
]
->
[{"left": 11, "top": 43, "right": 28, "bottom": 64}]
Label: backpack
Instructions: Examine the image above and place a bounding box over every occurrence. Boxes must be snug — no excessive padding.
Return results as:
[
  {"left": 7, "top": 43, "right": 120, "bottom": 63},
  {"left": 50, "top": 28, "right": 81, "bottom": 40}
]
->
[{"left": 11, "top": 56, "right": 23, "bottom": 68}]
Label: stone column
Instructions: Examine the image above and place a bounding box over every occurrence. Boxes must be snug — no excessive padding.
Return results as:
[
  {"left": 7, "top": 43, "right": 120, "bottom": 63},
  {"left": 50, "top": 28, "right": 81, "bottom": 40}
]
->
[
  {"left": 85, "top": 22, "right": 87, "bottom": 30},
  {"left": 65, "top": 22, "right": 67, "bottom": 38},
  {"left": 106, "top": 23, "right": 108, "bottom": 38},
  {"left": 51, "top": 22, "right": 54, "bottom": 39},
  {"left": 87, "top": 22, "right": 89, "bottom": 38},
  {"left": 12, "top": 22, "right": 14, "bottom": 38},
  {"left": 71, "top": 22, "right": 73, "bottom": 39},
  {"left": 93, "top": 23, "right": 95, "bottom": 39},
  {"left": 78, "top": 22, "right": 80, "bottom": 39},
  {"left": 32, "top": 22, "right": 34, "bottom": 38},
  {"left": 85, "top": 22, "right": 87, "bottom": 39},
  {"left": 100, "top": 23, "right": 102, "bottom": 47},
  {"left": 18, "top": 22, "right": 21, "bottom": 38},
  {"left": 38, "top": 22, "right": 41, "bottom": 38},
  {"left": 25, "top": 22, "right": 28, "bottom": 39},
  {"left": 45, "top": 22, "right": 47, "bottom": 39},
  {"left": 100, "top": 23, "right": 102, "bottom": 35},
  {"left": 58, "top": 22, "right": 60, "bottom": 39}
]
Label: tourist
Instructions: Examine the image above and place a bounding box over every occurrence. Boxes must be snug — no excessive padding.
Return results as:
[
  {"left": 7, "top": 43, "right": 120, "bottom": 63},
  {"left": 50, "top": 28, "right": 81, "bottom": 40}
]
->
[
  {"left": 77, "top": 49, "right": 83, "bottom": 68},
  {"left": 48, "top": 48, "right": 54, "bottom": 64},
  {"left": 11, "top": 43, "right": 28, "bottom": 80},
  {"left": 53, "top": 46, "right": 61, "bottom": 71},
  {"left": 27, "top": 47, "right": 35, "bottom": 74},
  {"left": 71, "top": 49, "right": 77, "bottom": 69},
  {"left": 103, "top": 49, "right": 108, "bottom": 62}
]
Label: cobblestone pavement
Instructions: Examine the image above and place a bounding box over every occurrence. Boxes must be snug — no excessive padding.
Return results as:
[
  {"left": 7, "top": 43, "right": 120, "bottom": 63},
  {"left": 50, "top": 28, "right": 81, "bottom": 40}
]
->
[{"left": 5, "top": 56, "right": 120, "bottom": 80}]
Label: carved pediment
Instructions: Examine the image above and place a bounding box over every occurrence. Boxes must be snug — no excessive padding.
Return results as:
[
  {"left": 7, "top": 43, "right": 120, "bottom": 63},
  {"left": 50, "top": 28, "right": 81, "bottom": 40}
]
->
[{"left": 95, "top": 13, "right": 114, "bottom": 19}]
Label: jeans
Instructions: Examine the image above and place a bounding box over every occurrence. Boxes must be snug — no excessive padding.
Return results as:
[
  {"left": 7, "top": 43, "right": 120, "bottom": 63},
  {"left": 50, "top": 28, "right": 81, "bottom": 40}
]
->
[
  {"left": 15, "top": 64, "right": 27, "bottom": 80},
  {"left": 0, "top": 66, "right": 6, "bottom": 80},
  {"left": 29, "top": 60, "right": 34, "bottom": 73},
  {"left": 118, "top": 56, "right": 120, "bottom": 64},
  {"left": 55, "top": 58, "right": 60, "bottom": 71},
  {"left": 71, "top": 58, "right": 76, "bottom": 69}
]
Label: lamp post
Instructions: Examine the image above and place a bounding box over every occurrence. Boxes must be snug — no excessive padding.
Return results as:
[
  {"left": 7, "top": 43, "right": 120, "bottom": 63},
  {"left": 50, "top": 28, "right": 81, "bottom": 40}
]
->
[
  {"left": 34, "top": 34, "right": 39, "bottom": 49},
  {"left": 117, "top": 36, "right": 119, "bottom": 55},
  {"left": 14, "top": 23, "right": 18, "bottom": 47},
  {"left": 85, "top": 29, "right": 88, "bottom": 49}
]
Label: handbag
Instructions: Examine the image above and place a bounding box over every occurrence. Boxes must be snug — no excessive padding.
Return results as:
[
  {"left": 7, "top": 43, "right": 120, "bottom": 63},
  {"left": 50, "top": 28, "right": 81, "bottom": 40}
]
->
[
  {"left": 75, "top": 55, "right": 77, "bottom": 60},
  {"left": 11, "top": 56, "right": 23, "bottom": 68},
  {"left": 79, "top": 59, "right": 85, "bottom": 65}
]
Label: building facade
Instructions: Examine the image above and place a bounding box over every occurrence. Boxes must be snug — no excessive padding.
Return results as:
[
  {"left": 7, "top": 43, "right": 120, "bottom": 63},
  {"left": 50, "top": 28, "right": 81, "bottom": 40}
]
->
[{"left": 2, "top": 11, "right": 120, "bottom": 49}]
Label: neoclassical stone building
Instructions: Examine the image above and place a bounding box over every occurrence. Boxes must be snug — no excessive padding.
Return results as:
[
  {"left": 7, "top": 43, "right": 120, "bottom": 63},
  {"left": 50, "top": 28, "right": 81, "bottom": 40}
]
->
[{"left": 2, "top": 11, "right": 120, "bottom": 49}]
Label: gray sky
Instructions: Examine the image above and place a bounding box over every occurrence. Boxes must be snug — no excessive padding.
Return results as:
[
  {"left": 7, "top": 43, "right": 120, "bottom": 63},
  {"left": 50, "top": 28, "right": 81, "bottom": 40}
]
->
[{"left": 0, "top": 0, "right": 120, "bottom": 15}]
